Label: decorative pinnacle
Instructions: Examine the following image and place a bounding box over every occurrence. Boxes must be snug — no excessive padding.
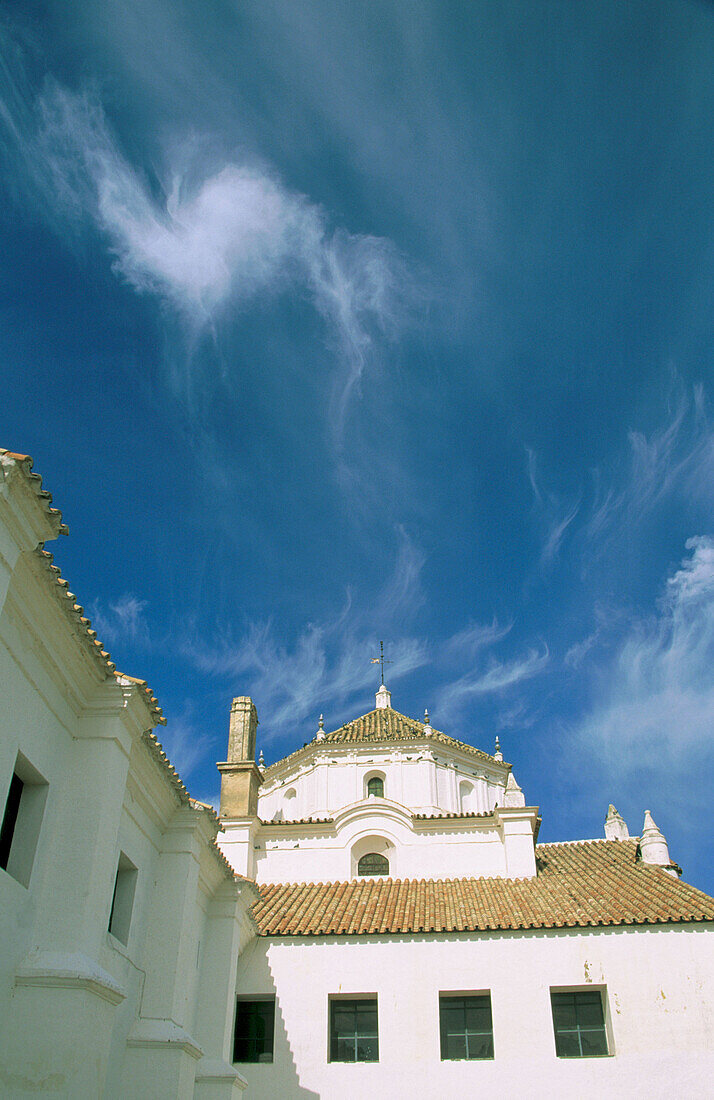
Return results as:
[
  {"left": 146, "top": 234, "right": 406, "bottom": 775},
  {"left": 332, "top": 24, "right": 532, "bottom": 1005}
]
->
[
  {"left": 494, "top": 735, "right": 503, "bottom": 761},
  {"left": 316, "top": 714, "right": 326, "bottom": 741},
  {"left": 424, "top": 708, "right": 429, "bottom": 723},
  {"left": 258, "top": 749, "right": 265, "bottom": 769}
]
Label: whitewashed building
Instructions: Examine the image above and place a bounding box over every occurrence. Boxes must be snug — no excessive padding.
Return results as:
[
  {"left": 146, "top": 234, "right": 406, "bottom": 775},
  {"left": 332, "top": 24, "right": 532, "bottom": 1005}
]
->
[
  {"left": 0, "top": 451, "right": 257, "bottom": 1098},
  {"left": 2, "top": 447, "right": 714, "bottom": 1099}
]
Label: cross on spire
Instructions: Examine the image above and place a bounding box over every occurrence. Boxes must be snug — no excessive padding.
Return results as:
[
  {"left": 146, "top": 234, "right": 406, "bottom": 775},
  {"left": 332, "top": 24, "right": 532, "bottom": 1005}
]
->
[{"left": 370, "top": 640, "right": 392, "bottom": 686}]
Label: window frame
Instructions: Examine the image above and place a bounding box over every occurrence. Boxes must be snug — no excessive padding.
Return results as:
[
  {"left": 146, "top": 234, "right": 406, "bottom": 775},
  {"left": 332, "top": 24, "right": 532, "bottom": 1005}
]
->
[
  {"left": 439, "top": 992, "right": 494, "bottom": 1061},
  {"left": 233, "top": 997, "right": 276, "bottom": 1064},
  {"left": 366, "top": 776, "right": 384, "bottom": 798},
  {"left": 108, "top": 851, "right": 138, "bottom": 946},
  {"left": 328, "top": 995, "right": 379, "bottom": 1063},
  {"left": 0, "top": 753, "right": 49, "bottom": 888},
  {"left": 357, "top": 852, "right": 390, "bottom": 877},
  {"left": 550, "top": 987, "right": 612, "bottom": 1058}
]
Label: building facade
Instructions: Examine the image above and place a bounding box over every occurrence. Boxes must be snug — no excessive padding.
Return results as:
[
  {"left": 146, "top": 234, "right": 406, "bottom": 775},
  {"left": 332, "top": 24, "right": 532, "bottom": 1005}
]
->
[
  {"left": 216, "top": 685, "right": 714, "bottom": 1099},
  {"left": 2, "top": 448, "right": 714, "bottom": 1098}
]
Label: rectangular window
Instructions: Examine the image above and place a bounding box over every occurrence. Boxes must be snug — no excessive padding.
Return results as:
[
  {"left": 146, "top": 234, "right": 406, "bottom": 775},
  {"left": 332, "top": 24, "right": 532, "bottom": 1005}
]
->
[
  {"left": 551, "top": 990, "right": 609, "bottom": 1057},
  {"left": 329, "top": 997, "right": 379, "bottom": 1063},
  {"left": 0, "top": 754, "right": 49, "bottom": 887},
  {"left": 233, "top": 999, "right": 276, "bottom": 1063},
  {"left": 108, "top": 852, "right": 137, "bottom": 945},
  {"left": 439, "top": 993, "right": 494, "bottom": 1060}
]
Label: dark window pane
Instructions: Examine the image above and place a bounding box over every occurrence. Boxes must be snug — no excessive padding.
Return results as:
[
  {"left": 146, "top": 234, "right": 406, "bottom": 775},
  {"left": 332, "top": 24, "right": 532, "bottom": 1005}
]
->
[
  {"left": 580, "top": 1029, "right": 608, "bottom": 1056},
  {"left": 576, "top": 999, "right": 605, "bottom": 1028},
  {"left": 552, "top": 998, "right": 577, "bottom": 1029},
  {"left": 440, "top": 995, "right": 493, "bottom": 1060},
  {"left": 356, "top": 1038, "right": 378, "bottom": 1061},
  {"left": 444, "top": 1033, "right": 467, "bottom": 1060},
  {"left": 554, "top": 1030, "right": 582, "bottom": 1058},
  {"left": 551, "top": 991, "right": 608, "bottom": 1058},
  {"left": 367, "top": 778, "right": 384, "bottom": 797},
  {"left": 330, "top": 999, "right": 379, "bottom": 1062},
  {"left": 234, "top": 1000, "right": 275, "bottom": 1063},
  {"left": 0, "top": 773, "right": 24, "bottom": 871},
  {"left": 468, "top": 1034, "right": 494, "bottom": 1059},
  {"left": 465, "top": 1004, "right": 491, "bottom": 1030},
  {"left": 357, "top": 853, "right": 389, "bottom": 876}
]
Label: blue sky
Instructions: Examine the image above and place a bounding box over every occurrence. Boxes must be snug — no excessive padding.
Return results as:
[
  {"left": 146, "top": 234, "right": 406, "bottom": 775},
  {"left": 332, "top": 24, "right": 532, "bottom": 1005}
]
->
[{"left": 2, "top": 1, "right": 714, "bottom": 890}]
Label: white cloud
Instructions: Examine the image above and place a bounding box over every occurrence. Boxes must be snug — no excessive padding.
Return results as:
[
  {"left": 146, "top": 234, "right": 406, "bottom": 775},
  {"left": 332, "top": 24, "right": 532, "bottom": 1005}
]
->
[
  {"left": 585, "top": 387, "right": 714, "bottom": 551},
  {"left": 181, "top": 527, "right": 428, "bottom": 741},
  {"left": 90, "top": 593, "right": 149, "bottom": 648},
  {"left": 435, "top": 644, "right": 549, "bottom": 724},
  {"left": 572, "top": 536, "right": 714, "bottom": 778},
  {"left": 526, "top": 448, "right": 580, "bottom": 568},
  {"left": 31, "top": 84, "right": 412, "bottom": 428}
]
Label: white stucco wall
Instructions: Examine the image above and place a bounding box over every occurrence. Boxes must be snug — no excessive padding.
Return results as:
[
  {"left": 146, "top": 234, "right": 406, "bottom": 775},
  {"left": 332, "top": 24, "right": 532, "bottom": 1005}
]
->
[
  {"left": 258, "top": 742, "right": 508, "bottom": 821},
  {"left": 246, "top": 803, "right": 540, "bottom": 883},
  {"left": 234, "top": 924, "right": 714, "bottom": 1100}
]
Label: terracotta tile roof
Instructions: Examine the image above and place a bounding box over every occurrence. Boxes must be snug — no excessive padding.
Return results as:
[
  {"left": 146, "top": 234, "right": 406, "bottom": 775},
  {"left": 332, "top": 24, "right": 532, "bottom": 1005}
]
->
[
  {"left": 251, "top": 840, "right": 714, "bottom": 936},
  {"left": 264, "top": 706, "right": 503, "bottom": 776}
]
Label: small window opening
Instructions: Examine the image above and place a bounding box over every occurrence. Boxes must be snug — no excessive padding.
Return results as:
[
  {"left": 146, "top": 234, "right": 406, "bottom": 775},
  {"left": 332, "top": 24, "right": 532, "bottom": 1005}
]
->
[
  {"left": 329, "top": 997, "right": 379, "bottom": 1062},
  {"left": 366, "top": 777, "right": 384, "bottom": 798},
  {"left": 440, "top": 993, "right": 494, "bottom": 1060},
  {"left": 357, "top": 852, "right": 389, "bottom": 876},
  {"left": 0, "top": 754, "right": 49, "bottom": 887},
  {"left": 108, "top": 852, "right": 137, "bottom": 945},
  {"left": 233, "top": 998, "right": 275, "bottom": 1063},
  {"left": 550, "top": 990, "right": 610, "bottom": 1057}
]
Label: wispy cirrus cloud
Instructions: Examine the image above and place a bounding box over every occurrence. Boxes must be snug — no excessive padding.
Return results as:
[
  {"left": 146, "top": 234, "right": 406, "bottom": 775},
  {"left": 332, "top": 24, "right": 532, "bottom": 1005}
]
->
[
  {"left": 435, "top": 642, "right": 549, "bottom": 724},
  {"left": 0, "top": 60, "right": 415, "bottom": 432},
  {"left": 585, "top": 386, "right": 714, "bottom": 552},
  {"left": 181, "top": 527, "right": 428, "bottom": 741},
  {"left": 90, "top": 593, "right": 150, "bottom": 648},
  {"left": 571, "top": 536, "right": 714, "bottom": 787},
  {"left": 526, "top": 447, "right": 580, "bottom": 569}
]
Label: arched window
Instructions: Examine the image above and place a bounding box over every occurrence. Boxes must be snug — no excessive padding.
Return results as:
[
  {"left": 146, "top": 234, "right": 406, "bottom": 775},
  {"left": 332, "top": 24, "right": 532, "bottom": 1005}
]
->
[
  {"left": 358, "top": 852, "right": 389, "bottom": 876},
  {"left": 366, "top": 776, "right": 384, "bottom": 799}
]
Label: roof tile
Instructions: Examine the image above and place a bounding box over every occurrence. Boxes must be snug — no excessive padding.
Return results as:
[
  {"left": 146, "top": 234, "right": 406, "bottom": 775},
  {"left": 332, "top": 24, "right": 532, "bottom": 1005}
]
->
[{"left": 251, "top": 839, "right": 714, "bottom": 936}]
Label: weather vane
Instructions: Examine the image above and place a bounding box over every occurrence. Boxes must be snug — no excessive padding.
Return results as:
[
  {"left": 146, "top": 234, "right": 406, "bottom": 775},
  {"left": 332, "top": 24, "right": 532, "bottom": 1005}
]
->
[{"left": 370, "top": 640, "right": 392, "bottom": 686}]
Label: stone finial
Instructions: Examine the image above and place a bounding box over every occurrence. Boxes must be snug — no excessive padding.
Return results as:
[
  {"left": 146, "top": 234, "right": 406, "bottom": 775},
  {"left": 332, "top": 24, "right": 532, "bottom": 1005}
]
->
[
  {"left": 640, "top": 810, "right": 679, "bottom": 877},
  {"left": 604, "top": 804, "right": 629, "bottom": 841},
  {"left": 504, "top": 770, "right": 526, "bottom": 807},
  {"left": 227, "top": 696, "right": 259, "bottom": 762},
  {"left": 494, "top": 736, "right": 503, "bottom": 762},
  {"left": 375, "top": 683, "right": 392, "bottom": 709},
  {"left": 258, "top": 749, "right": 265, "bottom": 770},
  {"left": 423, "top": 708, "right": 433, "bottom": 736},
  {"left": 316, "top": 714, "right": 326, "bottom": 741}
]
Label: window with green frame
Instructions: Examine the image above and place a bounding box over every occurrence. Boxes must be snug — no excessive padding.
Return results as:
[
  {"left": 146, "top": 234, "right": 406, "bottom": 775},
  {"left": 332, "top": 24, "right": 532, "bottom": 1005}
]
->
[
  {"left": 329, "top": 997, "right": 379, "bottom": 1062},
  {"left": 439, "top": 993, "right": 494, "bottom": 1060},
  {"left": 550, "top": 990, "right": 609, "bottom": 1057}
]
